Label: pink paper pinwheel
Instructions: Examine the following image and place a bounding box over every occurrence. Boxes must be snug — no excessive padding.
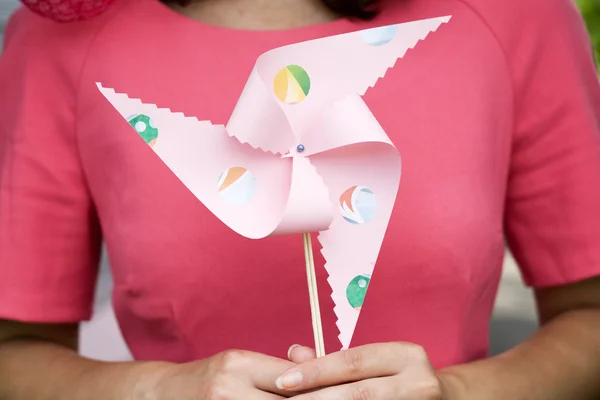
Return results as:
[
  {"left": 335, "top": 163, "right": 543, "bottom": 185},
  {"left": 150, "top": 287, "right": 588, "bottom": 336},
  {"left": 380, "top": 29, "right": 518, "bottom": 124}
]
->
[{"left": 98, "top": 15, "right": 451, "bottom": 352}]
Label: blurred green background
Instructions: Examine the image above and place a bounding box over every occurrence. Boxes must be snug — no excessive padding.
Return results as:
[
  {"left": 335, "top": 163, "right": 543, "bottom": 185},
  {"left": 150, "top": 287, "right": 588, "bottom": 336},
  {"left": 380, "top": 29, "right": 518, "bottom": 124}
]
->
[{"left": 576, "top": 0, "right": 600, "bottom": 72}]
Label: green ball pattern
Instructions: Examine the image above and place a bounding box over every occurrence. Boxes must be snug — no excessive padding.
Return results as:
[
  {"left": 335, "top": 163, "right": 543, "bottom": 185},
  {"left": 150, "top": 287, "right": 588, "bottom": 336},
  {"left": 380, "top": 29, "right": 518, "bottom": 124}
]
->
[
  {"left": 346, "top": 274, "right": 371, "bottom": 309},
  {"left": 128, "top": 114, "right": 158, "bottom": 144}
]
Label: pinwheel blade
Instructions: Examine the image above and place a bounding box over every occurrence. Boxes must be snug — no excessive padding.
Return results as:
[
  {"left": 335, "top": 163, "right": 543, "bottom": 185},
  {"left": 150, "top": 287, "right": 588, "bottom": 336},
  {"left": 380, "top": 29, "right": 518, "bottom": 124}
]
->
[
  {"left": 97, "top": 84, "right": 293, "bottom": 239},
  {"left": 310, "top": 143, "right": 401, "bottom": 349},
  {"left": 252, "top": 16, "right": 451, "bottom": 136}
]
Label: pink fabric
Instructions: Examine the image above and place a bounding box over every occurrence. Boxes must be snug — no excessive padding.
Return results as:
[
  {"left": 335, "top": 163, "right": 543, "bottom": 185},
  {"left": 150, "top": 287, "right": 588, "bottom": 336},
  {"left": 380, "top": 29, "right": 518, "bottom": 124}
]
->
[
  {"left": 20, "top": 0, "right": 116, "bottom": 22},
  {"left": 1, "top": 0, "right": 599, "bottom": 368}
]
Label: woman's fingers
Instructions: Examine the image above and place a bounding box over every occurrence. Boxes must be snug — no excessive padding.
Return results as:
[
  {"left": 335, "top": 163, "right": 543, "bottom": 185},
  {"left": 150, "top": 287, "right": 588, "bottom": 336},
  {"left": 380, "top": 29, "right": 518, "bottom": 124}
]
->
[
  {"left": 291, "top": 375, "right": 443, "bottom": 400},
  {"left": 288, "top": 345, "right": 317, "bottom": 363},
  {"left": 276, "top": 343, "right": 408, "bottom": 391},
  {"left": 213, "top": 350, "right": 298, "bottom": 396},
  {"left": 248, "top": 354, "right": 297, "bottom": 394},
  {"left": 246, "top": 389, "right": 289, "bottom": 400},
  {"left": 281, "top": 343, "right": 443, "bottom": 399},
  {"left": 227, "top": 380, "right": 289, "bottom": 399},
  {"left": 292, "top": 377, "right": 392, "bottom": 400}
]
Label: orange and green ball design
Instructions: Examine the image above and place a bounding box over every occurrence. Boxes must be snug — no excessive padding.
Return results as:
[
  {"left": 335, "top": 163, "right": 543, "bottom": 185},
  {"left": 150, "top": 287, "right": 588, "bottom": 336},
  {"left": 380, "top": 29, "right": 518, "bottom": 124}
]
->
[
  {"left": 339, "top": 185, "right": 377, "bottom": 225},
  {"left": 217, "top": 166, "right": 257, "bottom": 206},
  {"left": 128, "top": 114, "right": 159, "bottom": 147},
  {"left": 274, "top": 65, "right": 311, "bottom": 104},
  {"left": 346, "top": 274, "right": 371, "bottom": 310}
]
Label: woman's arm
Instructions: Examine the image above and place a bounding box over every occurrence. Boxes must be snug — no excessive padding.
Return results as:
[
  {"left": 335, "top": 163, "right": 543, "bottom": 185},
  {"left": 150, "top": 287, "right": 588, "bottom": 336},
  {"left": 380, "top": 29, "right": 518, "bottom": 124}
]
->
[
  {"left": 0, "top": 320, "right": 164, "bottom": 400},
  {"left": 440, "top": 276, "right": 600, "bottom": 400},
  {"left": 0, "top": 320, "right": 299, "bottom": 400}
]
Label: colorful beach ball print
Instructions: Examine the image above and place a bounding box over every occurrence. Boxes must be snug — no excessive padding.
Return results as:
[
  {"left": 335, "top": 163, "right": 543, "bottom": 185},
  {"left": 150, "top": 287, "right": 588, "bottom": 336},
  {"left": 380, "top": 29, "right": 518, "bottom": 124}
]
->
[
  {"left": 128, "top": 114, "right": 159, "bottom": 147},
  {"left": 274, "top": 65, "right": 311, "bottom": 104},
  {"left": 217, "top": 167, "right": 257, "bottom": 206},
  {"left": 339, "top": 186, "right": 377, "bottom": 224},
  {"left": 360, "top": 25, "right": 398, "bottom": 46},
  {"left": 346, "top": 274, "right": 371, "bottom": 310}
]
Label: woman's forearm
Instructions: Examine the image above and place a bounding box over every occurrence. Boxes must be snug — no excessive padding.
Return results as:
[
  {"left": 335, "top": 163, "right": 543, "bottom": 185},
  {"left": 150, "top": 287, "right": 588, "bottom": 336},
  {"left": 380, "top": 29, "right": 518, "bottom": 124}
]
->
[
  {"left": 0, "top": 339, "right": 167, "bottom": 400},
  {"left": 439, "top": 308, "right": 600, "bottom": 400}
]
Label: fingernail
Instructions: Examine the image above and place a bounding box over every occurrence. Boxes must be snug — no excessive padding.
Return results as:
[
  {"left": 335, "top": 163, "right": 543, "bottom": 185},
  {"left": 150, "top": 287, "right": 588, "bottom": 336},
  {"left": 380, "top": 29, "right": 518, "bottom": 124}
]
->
[
  {"left": 276, "top": 370, "right": 304, "bottom": 389},
  {"left": 287, "top": 344, "right": 301, "bottom": 359}
]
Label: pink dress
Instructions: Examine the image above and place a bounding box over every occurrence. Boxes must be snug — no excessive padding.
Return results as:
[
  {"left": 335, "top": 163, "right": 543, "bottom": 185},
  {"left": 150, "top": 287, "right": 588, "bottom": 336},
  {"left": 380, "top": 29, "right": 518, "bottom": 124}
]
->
[{"left": 1, "top": 0, "right": 599, "bottom": 368}]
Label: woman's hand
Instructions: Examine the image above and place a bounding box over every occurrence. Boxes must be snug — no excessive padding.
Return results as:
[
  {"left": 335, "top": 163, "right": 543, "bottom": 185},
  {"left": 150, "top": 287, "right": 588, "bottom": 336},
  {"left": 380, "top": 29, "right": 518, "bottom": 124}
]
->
[
  {"left": 139, "top": 349, "right": 301, "bottom": 399},
  {"left": 276, "top": 343, "right": 447, "bottom": 399}
]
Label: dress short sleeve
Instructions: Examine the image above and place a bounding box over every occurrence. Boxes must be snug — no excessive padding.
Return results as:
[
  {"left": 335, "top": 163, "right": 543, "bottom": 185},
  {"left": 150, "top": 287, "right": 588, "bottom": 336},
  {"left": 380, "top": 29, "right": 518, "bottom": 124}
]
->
[
  {"left": 0, "top": 10, "right": 101, "bottom": 322},
  {"left": 504, "top": 0, "right": 600, "bottom": 288}
]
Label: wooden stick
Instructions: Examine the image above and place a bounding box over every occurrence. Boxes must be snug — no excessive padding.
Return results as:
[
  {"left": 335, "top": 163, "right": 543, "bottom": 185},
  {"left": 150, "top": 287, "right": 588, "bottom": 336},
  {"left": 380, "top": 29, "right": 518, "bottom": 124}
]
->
[
  {"left": 302, "top": 233, "right": 326, "bottom": 357},
  {"left": 303, "top": 233, "right": 325, "bottom": 357},
  {"left": 306, "top": 233, "right": 325, "bottom": 357}
]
